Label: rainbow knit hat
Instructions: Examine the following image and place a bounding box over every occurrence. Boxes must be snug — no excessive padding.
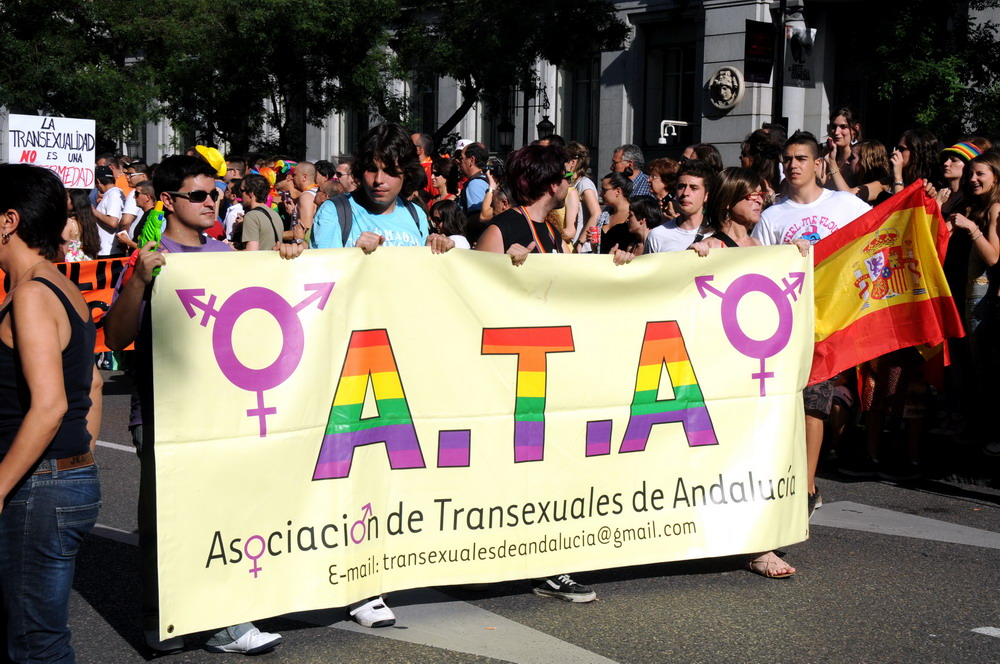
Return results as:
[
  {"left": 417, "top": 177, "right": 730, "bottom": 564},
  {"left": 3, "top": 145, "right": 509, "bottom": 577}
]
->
[{"left": 942, "top": 142, "right": 983, "bottom": 163}]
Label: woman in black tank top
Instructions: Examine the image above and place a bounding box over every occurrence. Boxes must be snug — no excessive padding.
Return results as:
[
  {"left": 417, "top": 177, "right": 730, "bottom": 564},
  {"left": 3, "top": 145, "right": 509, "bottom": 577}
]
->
[{"left": 0, "top": 165, "right": 101, "bottom": 662}]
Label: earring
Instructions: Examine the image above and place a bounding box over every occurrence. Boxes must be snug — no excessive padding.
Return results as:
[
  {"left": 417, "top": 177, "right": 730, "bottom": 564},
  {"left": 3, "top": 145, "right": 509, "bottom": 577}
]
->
[{"left": 2, "top": 232, "right": 11, "bottom": 245}]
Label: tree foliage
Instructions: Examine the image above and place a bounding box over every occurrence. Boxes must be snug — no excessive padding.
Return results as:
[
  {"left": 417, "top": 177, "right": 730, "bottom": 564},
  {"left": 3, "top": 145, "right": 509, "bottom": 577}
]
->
[
  {"left": 0, "top": 0, "right": 158, "bottom": 148},
  {"left": 394, "top": 0, "right": 629, "bottom": 142},
  {"left": 0, "top": 0, "right": 627, "bottom": 153},
  {"left": 876, "top": 0, "right": 1000, "bottom": 138},
  {"left": 137, "top": 0, "right": 402, "bottom": 154}
]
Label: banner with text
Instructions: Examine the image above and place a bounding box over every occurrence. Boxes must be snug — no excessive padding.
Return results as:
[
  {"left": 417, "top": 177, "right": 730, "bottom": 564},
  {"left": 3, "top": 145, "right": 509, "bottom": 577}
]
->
[
  {"left": 6, "top": 113, "right": 96, "bottom": 188},
  {"left": 153, "top": 246, "right": 814, "bottom": 637},
  {"left": 0, "top": 257, "right": 130, "bottom": 353}
]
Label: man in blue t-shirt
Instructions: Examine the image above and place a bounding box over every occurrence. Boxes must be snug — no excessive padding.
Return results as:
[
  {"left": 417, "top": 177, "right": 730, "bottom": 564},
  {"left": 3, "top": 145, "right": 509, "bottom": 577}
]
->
[
  {"left": 310, "top": 124, "right": 435, "bottom": 251},
  {"left": 307, "top": 123, "right": 454, "bottom": 629}
]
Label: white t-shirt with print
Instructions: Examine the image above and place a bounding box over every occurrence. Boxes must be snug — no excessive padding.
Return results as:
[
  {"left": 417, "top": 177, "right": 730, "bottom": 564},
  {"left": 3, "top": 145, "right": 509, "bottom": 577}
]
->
[
  {"left": 752, "top": 189, "right": 870, "bottom": 246},
  {"left": 644, "top": 219, "right": 712, "bottom": 253}
]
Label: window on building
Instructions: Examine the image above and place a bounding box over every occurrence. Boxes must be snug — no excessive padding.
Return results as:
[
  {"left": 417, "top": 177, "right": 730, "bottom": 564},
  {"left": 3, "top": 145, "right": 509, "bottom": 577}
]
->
[
  {"left": 343, "top": 109, "right": 371, "bottom": 156},
  {"left": 642, "top": 39, "right": 696, "bottom": 152},
  {"left": 411, "top": 72, "right": 439, "bottom": 136},
  {"left": 559, "top": 57, "right": 600, "bottom": 150}
]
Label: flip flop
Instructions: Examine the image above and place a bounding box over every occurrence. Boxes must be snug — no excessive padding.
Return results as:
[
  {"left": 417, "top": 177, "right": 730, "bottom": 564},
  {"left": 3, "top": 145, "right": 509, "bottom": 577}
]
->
[{"left": 747, "top": 551, "right": 796, "bottom": 579}]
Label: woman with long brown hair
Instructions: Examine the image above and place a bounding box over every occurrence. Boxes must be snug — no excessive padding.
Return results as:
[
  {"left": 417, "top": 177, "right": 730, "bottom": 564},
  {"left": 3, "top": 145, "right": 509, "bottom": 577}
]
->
[{"left": 691, "top": 167, "right": 799, "bottom": 579}]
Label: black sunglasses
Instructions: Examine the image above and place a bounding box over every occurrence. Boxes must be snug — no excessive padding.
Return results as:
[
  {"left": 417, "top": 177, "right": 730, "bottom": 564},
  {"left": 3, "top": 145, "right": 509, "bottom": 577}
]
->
[{"left": 169, "top": 189, "right": 221, "bottom": 203}]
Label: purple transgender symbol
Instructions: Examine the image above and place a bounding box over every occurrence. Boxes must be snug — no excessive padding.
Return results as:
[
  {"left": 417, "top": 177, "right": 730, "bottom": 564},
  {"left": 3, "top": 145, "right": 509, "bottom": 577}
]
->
[
  {"left": 696, "top": 272, "right": 804, "bottom": 396},
  {"left": 176, "top": 283, "right": 335, "bottom": 436}
]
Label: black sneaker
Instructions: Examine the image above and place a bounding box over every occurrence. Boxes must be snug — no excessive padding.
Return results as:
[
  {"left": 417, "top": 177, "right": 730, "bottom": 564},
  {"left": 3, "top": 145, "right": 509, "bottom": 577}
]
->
[
  {"left": 808, "top": 491, "right": 822, "bottom": 520},
  {"left": 532, "top": 574, "right": 596, "bottom": 603}
]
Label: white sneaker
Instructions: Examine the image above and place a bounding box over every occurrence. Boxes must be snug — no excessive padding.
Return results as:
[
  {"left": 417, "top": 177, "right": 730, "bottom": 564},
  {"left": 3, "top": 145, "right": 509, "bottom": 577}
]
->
[
  {"left": 144, "top": 629, "right": 184, "bottom": 652},
  {"left": 349, "top": 596, "right": 396, "bottom": 627},
  {"left": 205, "top": 627, "right": 282, "bottom": 654}
]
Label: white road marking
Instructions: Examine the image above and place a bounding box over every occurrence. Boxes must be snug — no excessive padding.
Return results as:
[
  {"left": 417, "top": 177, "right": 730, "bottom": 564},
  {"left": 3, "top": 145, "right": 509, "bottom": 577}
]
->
[
  {"left": 972, "top": 627, "right": 1000, "bottom": 638},
  {"left": 812, "top": 501, "right": 1000, "bottom": 549},
  {"left": 96, "top": 439, "right": 135, "bottom": 453},
  {"left": 292, "top": 587, "right": 618, "bottom": 664}
]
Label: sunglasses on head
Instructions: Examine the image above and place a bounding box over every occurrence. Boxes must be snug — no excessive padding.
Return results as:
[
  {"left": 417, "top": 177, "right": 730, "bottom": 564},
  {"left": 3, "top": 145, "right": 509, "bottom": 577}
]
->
[{"left": 169, "top": 189, "right": 221, "bottom": 203}]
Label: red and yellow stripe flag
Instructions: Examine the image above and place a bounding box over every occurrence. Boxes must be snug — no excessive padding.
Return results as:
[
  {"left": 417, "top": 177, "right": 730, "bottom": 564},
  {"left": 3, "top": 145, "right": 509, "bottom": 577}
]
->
[{"left": 810, "top": 181, "right": 964, "bottom": 384}]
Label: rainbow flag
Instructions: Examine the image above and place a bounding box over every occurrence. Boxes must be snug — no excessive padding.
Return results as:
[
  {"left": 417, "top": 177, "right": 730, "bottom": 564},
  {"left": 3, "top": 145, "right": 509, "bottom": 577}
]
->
[{"left": 810, "top": 181, "right": 964, "bottom": 384}]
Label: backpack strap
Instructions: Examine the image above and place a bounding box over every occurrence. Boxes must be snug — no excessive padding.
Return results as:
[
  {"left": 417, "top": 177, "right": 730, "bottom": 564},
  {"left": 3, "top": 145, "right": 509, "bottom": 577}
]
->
[
  {"left": 334, "top": 194, "right": 421, "bottom": 246},
  {"left": 399, "top": 198, "right": 420, "bottom": 232},
  {"left": 333, "top": 194, "right": 353, "bottom": 246}
]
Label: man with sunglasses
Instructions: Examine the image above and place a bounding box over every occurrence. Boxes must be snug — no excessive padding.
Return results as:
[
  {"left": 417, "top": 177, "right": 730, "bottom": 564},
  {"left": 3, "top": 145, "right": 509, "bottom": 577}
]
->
[
  {"left": 104, "top": 155, "right": 298, "bottom": 655},
  {"left": 120, "top": 161, "right": 150, "bottom": 235},
  {"left": 334, "top": 157, "right": 357, "bottom": 193}
]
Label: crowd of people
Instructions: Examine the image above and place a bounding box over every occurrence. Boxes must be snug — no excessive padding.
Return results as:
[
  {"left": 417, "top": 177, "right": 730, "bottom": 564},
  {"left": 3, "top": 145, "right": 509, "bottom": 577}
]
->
[{"left": 3, "top": 104, "right": 998, "bottom": 661}]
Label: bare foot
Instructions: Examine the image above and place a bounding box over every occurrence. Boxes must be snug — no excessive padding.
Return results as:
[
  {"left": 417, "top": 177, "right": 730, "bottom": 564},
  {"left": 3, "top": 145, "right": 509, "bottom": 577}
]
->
[{"left": 747, "top": 551, "right": 796, "bottom": 578}]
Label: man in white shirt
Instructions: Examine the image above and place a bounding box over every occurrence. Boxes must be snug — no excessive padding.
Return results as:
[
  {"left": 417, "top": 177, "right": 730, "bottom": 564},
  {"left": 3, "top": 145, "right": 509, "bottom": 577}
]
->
[
  {"left": 644, "top": 160, "right": 718, "bottom": 253},
  {"left": 92, "top": 165, "right": 127, "bottom": 256},
  {"left": 751, "top": 131, "right": 871, "bottom": 516}
]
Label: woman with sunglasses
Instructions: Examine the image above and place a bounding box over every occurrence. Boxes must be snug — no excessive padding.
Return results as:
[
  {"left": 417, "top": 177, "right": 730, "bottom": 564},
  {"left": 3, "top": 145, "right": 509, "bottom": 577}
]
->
[
  {"left": 691, "top": 167, "right": 799, "bottom": 579},
  {"left": 590, "top": 172, "right": 633, "bottom": 254},
  {"left": 429, "top": 157, "right": 459, "bottom": 209}
]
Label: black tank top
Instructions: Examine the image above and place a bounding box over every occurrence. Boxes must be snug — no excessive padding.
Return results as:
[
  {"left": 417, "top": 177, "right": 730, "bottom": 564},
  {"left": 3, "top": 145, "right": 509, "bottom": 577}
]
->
[
  {"left": 0, "top": 277, "right": 96, "bottom": 458},
  {"left": 490, "top": 208, "right": 563, "bottom": 253}
]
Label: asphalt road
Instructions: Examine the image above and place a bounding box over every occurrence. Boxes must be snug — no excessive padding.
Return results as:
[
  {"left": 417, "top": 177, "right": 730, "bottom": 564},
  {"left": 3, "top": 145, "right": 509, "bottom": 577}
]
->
[{"left": 18, "top": 371, "right": 1000, "bottom": 663}]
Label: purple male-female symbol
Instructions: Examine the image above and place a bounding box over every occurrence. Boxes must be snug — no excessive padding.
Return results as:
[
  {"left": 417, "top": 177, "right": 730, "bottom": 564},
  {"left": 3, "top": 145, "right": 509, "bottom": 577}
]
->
[
  {"left": 176, "top": 283, "right": 335, "bottom": 436},
  {"left": 696, "top": 272, "right": 804, "bottom": 396}
]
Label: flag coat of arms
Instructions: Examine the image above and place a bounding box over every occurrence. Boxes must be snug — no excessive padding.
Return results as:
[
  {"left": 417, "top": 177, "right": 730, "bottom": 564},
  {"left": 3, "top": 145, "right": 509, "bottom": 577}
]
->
[{"left": 810, "top": 181, "right": 964, "bottom": 384}]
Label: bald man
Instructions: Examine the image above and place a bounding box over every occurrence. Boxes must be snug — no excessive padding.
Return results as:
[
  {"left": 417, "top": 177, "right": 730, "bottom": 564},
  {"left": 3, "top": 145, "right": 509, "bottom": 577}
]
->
[{"left": 291, "top": 161, "right": 319, "bottom": 242}]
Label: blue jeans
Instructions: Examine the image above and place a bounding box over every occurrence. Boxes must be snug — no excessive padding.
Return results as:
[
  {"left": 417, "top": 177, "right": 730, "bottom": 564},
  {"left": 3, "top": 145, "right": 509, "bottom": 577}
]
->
[{"left": 0, "top": 461, "right": 101, "bottom": 663}]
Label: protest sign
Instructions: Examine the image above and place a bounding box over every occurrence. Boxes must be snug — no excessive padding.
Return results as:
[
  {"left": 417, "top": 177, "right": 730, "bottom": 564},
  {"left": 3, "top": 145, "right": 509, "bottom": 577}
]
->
[
  {"left": 6, "top": 113, "right": 96, "bottom": 188},
  {"left": 152, "top": 246, "right": 813, "bottom": 637},
  {"left": 0, "top": 257, "right": 131, "bottom": 353}
]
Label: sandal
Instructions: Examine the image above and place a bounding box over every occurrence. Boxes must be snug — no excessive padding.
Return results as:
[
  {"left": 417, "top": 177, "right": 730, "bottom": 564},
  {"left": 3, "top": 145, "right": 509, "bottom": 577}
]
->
[{"left": 746, "top": 551, "right": 796, "bottom": 579}]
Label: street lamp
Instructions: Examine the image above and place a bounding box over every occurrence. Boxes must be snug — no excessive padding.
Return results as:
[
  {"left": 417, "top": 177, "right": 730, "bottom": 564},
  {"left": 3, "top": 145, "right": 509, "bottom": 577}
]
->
[{"left": 536, "top": 115, "right": 555, "bottom": 139}]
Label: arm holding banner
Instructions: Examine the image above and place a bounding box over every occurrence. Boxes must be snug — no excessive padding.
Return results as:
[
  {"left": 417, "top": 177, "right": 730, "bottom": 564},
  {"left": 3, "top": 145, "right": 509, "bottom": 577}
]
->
[{"left": 104, "top": 242, "right": 165, "bottom": 350}]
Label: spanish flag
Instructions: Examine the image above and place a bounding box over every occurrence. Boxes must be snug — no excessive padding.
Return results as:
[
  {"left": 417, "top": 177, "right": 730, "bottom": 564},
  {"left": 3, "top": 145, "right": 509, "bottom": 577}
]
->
[{"left": 809, "top": 181, "right": 964, "bottom": 384}]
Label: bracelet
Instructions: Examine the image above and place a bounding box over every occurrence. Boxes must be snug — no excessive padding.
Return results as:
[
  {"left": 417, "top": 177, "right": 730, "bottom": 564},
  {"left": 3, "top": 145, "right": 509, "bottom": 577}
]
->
[
  {"left": 971, "top": 231, "right": 983, "bottom": 241},
  {"left": 830, "top": 169, "right": 839, "bottom": 175},
  {"left": 893, "top": 181, "right": 905, "bottom": 187}
]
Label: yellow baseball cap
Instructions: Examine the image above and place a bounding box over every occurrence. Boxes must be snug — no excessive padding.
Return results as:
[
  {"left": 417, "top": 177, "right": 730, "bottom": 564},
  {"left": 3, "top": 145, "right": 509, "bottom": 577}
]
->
[{"left": 195, "top": 145, "right": 227, "bottom": 178}]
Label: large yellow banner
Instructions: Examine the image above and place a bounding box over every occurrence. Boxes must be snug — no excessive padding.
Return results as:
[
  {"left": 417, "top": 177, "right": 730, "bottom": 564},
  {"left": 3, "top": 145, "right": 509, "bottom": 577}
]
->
[{"left": 153, "top": 246, "right": 813, "bottom": 637}]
